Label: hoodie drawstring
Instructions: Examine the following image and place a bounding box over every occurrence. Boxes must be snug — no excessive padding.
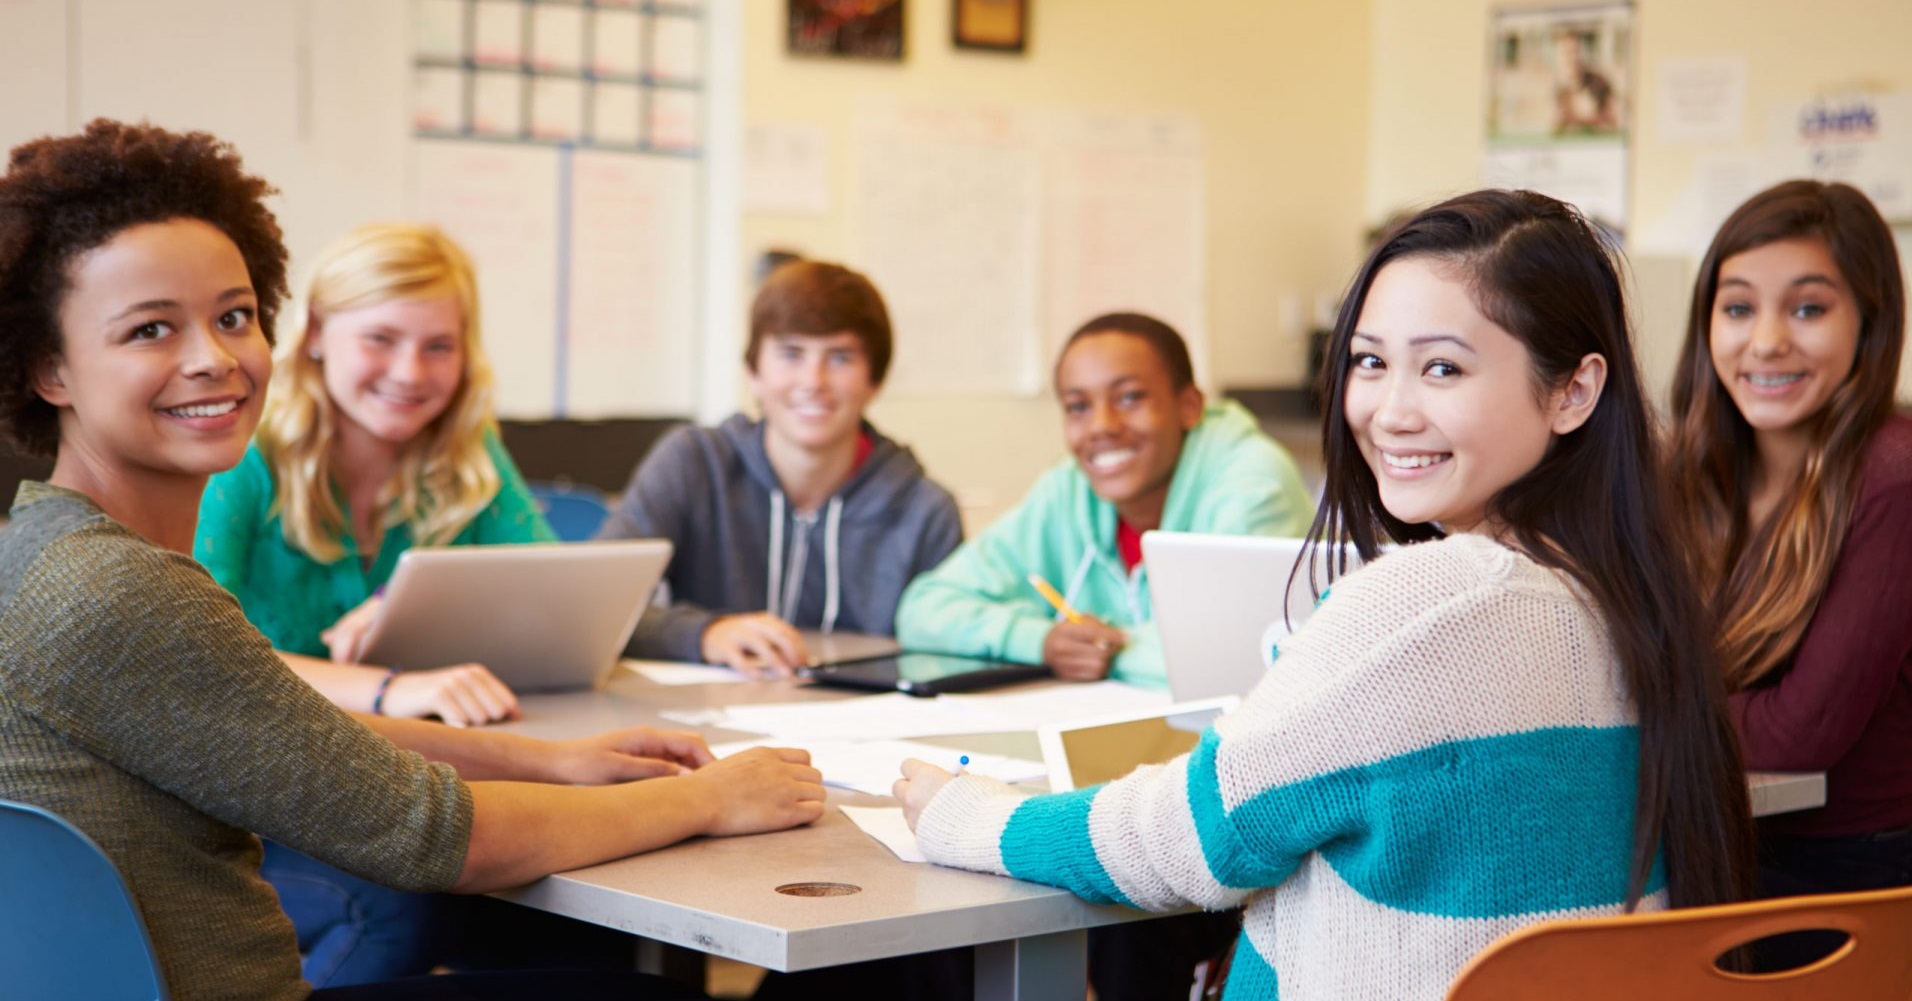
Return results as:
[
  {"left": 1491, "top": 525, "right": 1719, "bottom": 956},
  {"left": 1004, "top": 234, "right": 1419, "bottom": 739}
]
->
[{"left": 766, "top": 489, "right": 844, "bottom": 634}]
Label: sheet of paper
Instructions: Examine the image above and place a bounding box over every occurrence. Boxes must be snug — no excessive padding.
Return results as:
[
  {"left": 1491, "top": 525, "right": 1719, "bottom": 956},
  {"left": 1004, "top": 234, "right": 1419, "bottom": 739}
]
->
[
  {"left": 470, "top": 70, "right": 524, "bottom": 137},
  {"left": 937, "top": 680, "right": 1171, "bottom": 728},
  {"left": 715, "top": 692, "right": 1025, "bottom": 741},
  {"left": 649, "top": 90, "right": 702, "bottom": 152},
  {"left": 590, "top": 82, "right": 642, "bottom": 147},
  {"left": 412, "top": 66, "right": 466, "bottom": 133},
  {"left": 412, "top": 141, "right": 558, "bottom": 416},
  {"left": 711, "top": 738, "right": 1046, "bottom": 796},
  {"left": 1040, "top": 112, "right": 1209, "bottom": 383},
  {"left": 840, "top": 806, "right": 927, "bottom": 863},
  {"left": 649, "top": 13, "right": 703, "bottom": 82},
  {"left": 853, "top": 101, "right": 1043, "bottom": 395},
  {"left": 529, "top": 3, "right": 584, "bottom": 73},
  {"left": 591, "top": 8, "right": 643, "bottom": 78},
  {"left": 413, "top": 0, "right": 466, "bottom": 61},
  {"left": 529, "top": 77, "right": 584, "bottom": 142},
  {"left": 565, "top": 150, "right": 698, "bottom": 415},
  {"left": 1653, "top": 58, "right": 1746, "bottom": 144},
  {"left": 472, "top": 0, "right": 525, "bottom": 66},
  {"left": 630, "top": 662, "right": 750, "bottom": 686}
]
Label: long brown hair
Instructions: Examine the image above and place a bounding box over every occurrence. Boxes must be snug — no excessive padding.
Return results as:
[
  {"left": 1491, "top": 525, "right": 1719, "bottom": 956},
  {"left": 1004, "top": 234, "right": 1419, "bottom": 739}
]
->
[
  {"left": 1306, "top": 189, "right": 1753, "bottom": 909},
  {"left": 1666, "top": 181, "right": 1904, "bottom": 691}
]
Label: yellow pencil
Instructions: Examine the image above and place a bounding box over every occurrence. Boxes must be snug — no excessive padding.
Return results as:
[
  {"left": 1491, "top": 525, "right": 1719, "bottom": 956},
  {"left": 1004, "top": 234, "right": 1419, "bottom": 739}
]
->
[{"left": 1026, "top": 573, "right": 1085, "bottom": 624}]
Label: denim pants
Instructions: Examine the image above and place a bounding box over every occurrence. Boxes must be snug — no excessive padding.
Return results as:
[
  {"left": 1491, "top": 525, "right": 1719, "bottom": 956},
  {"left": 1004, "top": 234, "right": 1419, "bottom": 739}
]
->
[{"left": 263, "top": 841, "right": 640, "bottom": 987}]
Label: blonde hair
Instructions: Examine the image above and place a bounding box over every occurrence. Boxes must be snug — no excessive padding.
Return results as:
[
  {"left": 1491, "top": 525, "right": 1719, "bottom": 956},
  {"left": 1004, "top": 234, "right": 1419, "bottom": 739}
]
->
[{"left": 258, "top": 222, "right": 501, "bottom": 563}]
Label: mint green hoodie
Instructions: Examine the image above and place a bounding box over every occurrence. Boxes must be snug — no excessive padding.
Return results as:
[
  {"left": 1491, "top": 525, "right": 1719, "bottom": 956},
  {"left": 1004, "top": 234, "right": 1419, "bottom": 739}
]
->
[{"left": 895, "top": 400, "right": 1312, "bottom": 687}]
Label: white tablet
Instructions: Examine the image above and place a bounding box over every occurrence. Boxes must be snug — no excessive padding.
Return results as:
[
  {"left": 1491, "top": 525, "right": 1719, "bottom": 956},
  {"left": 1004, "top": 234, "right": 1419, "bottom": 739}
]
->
[
  {"left": 358, "top": 540, "right": 672, "bottom": 692},
  {"left": 1038, "top": 695, "right": 1239, "bottom": 792}
]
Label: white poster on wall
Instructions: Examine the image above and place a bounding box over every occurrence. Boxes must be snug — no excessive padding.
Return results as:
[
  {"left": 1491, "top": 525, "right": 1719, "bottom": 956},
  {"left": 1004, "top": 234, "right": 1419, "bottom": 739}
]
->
[
  {"left": 1654, "top": 57, "right": 1746, "bottom": 144},
  {"left": 1766, "top": 92, "right": 1912, "bottom": 223},
  {"left": 852, "top": 102, "right": 1044, "bottom": 396}
]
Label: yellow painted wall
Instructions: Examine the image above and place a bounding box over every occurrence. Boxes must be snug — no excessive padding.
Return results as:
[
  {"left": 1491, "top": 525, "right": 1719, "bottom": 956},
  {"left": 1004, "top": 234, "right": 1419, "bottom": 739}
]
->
[{"left": 739, "top": 0, "right": 1371, "bottom": 526}]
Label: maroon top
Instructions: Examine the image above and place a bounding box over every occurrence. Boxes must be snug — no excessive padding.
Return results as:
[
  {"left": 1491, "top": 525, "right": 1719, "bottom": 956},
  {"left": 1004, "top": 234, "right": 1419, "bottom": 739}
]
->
[{"left": 1732, "top": 414, "right": 1912, "bottom": 838}]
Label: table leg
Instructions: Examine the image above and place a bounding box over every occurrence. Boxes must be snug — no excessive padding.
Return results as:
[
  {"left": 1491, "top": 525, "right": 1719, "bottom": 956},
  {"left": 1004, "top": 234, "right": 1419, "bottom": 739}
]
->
[{"left": 975, "top": 929, "right": 1087, "bottom": 1001}]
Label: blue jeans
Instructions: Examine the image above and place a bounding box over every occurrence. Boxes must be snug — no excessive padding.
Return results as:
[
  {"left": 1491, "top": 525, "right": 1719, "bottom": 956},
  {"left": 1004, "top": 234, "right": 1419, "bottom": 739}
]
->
[
  {"left": 263, "top": 840, "right": 459, "bottom": 986},
  {"left": 263, "top": 842, "right": 641, "bottom": 988}
]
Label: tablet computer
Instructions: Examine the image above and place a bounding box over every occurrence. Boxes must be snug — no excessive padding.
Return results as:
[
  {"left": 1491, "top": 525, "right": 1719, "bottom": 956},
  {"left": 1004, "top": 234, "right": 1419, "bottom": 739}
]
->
[
  {"left": 1038, "top": 696, "right": 1238, "bottom": 791},
  {"left": 357, "top": 540, "right": 672, "bottom": 692},
  {"left": 799, "top": 652, "right": 1050, "bottom": 697}
]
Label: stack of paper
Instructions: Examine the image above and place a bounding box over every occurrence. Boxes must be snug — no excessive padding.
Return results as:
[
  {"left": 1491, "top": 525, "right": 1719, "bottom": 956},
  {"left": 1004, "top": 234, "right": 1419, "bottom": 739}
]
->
[{"left": 707, "top": 682, "right": 1172, "bottom": 742}]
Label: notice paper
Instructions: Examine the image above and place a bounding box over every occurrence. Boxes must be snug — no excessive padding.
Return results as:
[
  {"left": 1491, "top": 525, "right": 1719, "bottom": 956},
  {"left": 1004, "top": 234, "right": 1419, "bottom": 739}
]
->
[
  {"left": 628, "top": 662, "right": 750, "bottom": 686},
  {"left": 840, "top": 806, "right": 927, "bottom": 863},
  {"left": 710, "top": 738, "right": 1046, "bottom": 796}
]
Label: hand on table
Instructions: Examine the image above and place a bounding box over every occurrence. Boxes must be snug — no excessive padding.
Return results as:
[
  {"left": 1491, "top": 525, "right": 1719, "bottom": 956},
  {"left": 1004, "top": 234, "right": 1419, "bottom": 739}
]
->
[
  {"left": 542, "top": 726, "right": 715, "bottom": 784},
  {"left": 322, "top": 595, "right": 384, "bottom": 664},
  {"left": 1042, "top": 618, "right": 1126, "bottom": 681},
  {"left": 893, "top": 758, "right": 956, "bottom": 832},
  {"left": 701, "top": 612, "right": 812, "bottom": 677},
  {"left": 380, "top": 663, "right": 521, "bottom": 727},
  {"left": 685, "top": 746, "right": 826, "bottom": 835}
]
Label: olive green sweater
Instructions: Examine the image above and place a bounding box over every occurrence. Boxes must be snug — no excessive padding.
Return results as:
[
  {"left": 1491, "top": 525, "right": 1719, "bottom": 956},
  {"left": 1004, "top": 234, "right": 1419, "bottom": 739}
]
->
[{"left": 0, "top": 483, "right": 473, "bottom": 1001}]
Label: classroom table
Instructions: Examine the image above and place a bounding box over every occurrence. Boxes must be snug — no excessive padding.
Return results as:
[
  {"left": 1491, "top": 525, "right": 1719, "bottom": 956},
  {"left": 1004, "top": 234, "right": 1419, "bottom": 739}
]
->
[{"left": 488, "top": 666, "right": 1828, "bottom": 1001}]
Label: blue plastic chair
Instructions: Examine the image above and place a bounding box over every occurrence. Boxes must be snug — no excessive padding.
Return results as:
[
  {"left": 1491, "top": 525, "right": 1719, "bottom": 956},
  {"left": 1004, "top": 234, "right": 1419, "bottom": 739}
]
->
[
  {"left": 0, "top": 800, "right": 168, "bottom": 999},
  {"left": 528, "top": 481, "right": 612, "bottom": 542}
]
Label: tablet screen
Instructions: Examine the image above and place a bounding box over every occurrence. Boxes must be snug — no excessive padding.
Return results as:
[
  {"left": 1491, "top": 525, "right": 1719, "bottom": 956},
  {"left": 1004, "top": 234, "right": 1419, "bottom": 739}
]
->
[
  {"left": 803, "top": 653, "right": 1049, "bottom": 695},
  {"left": 1039, "top": 697, "right": 1237, "bottom": 791}
]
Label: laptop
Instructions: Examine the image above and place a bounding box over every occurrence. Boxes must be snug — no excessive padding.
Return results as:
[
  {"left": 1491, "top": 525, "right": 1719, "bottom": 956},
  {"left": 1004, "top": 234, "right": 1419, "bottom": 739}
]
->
[
  {"left": 1038, "top": 696, "right": 1238, "bottom": 791},
  {"left": 358, "top": 540, "right": 672, "bottom": 692},
  {"left": 799, "top": 652, "right": 1050, "bottom": 697},
  {"left": 1144, "top": 532, "right": 1362, "bottom": 702}
]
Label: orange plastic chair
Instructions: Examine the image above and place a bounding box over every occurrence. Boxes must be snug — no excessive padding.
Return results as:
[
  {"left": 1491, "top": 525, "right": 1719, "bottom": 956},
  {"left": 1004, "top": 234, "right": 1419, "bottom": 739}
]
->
[{"left": 1446, "top": 885, "right": 1912, "bottom": 1000}]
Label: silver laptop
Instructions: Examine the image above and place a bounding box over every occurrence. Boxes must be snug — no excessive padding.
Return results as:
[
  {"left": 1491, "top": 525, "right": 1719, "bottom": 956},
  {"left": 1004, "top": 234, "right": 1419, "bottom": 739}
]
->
[
  {"left": 358, "top": 540, "right": 672, "bottom": 692},
  {"left": 1144, "top": 532, "right": 1361, "bottom": 702}
]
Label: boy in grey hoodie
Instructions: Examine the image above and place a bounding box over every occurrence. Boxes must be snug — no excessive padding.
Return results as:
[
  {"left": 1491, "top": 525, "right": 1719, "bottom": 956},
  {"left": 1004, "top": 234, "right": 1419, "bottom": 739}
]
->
[{"left": 597, "top": 261, "right": 962, "bottom": 671}]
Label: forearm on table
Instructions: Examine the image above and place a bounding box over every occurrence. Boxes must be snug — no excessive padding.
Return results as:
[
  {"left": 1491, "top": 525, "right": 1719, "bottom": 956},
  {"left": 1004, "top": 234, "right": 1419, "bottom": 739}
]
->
[
  {"left": 279, "top": 650, "right": 390, "bottom": 711},
  {"left": 455, "top": 777, "right": 711, "bottom": 891},
  {"left": 352, "top": 713, "right": 558, "bottom": 783}
]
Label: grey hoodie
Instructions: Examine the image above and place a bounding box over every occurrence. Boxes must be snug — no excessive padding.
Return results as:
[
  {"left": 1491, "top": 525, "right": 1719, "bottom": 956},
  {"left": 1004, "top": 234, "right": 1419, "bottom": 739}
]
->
[{"left": 598, "top": 414, "right": 964, "bottom": 661}]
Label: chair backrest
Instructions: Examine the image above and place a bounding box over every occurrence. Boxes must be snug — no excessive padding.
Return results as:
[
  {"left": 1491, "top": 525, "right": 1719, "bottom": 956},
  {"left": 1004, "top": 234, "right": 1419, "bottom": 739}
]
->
[
  {"left": 0, "top": 800, "right": 168, "bottom": 1000},
  {"left": 528, "top": 481, "right": 612, "bottom": 542},
  {"left": 1447, "top": 885, "right": 1912, "bottom": 1001}
]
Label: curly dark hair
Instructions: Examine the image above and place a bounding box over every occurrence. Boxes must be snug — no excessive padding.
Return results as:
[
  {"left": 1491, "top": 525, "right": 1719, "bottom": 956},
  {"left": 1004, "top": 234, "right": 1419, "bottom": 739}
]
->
[{"left": 0, "top": 119, "right": 288, "bottom": 456}]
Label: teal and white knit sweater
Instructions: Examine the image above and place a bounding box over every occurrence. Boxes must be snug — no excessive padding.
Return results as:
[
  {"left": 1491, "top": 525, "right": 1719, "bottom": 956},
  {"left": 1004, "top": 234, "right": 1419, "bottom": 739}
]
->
[{"left": 914, "top": 533, "right": 1661, "bottom": 1000}]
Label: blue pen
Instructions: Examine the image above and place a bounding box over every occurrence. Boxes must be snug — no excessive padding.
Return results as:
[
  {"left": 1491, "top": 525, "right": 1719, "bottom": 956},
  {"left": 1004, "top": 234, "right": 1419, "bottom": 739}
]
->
[{"left": 955, "top": 755, "right": 970, "bottom": 776}]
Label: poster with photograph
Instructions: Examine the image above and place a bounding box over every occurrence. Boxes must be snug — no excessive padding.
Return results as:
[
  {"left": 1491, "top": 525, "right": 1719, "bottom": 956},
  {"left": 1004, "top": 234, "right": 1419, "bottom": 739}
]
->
[
  {"left": 1485, "top": 3, "right": 1631, "bottom": 234},
  {"left": 788, "top": 0, "right": 905, "bottom": 60}
]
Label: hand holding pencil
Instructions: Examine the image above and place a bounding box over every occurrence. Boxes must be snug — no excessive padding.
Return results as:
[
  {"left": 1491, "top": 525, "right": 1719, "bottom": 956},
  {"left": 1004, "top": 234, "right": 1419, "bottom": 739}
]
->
[{"left": 1028, "top": 573, "right": 1126, "bottom": 681}]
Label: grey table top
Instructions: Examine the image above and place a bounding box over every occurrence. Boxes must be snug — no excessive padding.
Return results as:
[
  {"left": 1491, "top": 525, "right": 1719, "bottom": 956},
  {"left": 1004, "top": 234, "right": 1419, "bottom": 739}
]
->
[
  {"left": 487, "top": 668, "right": 1148, "bottom": 972},
  {"left": 487, "top": 665, "right": 1827, "bottom": 971}
]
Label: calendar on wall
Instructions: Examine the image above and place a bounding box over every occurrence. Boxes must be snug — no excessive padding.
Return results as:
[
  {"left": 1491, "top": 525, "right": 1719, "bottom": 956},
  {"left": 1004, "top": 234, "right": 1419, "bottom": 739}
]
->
[{"left": 412, "top": 0, "right": 705, "bottom": 156}]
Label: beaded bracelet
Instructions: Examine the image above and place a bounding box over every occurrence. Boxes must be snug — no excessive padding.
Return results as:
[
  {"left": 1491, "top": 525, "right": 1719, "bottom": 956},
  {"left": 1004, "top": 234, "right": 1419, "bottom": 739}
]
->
[{"left": 371, "top": 668, "right": 399, "bottom": 716}]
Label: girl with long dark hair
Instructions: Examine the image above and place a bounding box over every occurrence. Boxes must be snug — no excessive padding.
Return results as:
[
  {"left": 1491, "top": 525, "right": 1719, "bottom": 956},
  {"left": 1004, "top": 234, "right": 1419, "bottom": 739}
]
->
[
  {"left": 894, "top": 190, "right": 1753, "bottom": 999},
  {"left": 1667, "top": 180, "right": 1912, "bottom": 905}
]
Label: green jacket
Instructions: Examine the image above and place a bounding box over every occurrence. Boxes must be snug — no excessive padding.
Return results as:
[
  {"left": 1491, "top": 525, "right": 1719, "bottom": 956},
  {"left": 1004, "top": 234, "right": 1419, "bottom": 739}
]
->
[
  {"left": 896, "top": 400, "right": 1312, "bottom": 687},
  {"left": 194, "top": 429, "right": 556, "bottom": 657}
]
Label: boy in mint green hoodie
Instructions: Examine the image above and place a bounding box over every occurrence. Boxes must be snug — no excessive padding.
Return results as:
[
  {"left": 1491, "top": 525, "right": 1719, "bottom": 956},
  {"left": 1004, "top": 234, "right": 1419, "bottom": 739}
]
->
[{"left": 897, "top": 312, "right": 1312, "bottom": 689}]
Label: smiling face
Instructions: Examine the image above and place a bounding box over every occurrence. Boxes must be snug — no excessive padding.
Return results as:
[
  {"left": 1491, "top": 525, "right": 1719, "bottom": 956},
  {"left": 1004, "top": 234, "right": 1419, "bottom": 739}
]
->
[
  {"left": 1345, "top": 256, "right": 1581, "bottom": 536},
  {"left": 1708, "top": 236, "right": 1861, "bottom": 447},
  {"left": 1056, "top": 331, "right": 1204, "bottom": 529},
  {"left": 36, "top": 218, "right": 268, "bottom": 484},
  {"left": 748, "top": 330, "right": 878, "bottom": 454},
  {"left": 312, "top": 294, "right": 466, "bottom": 448}
]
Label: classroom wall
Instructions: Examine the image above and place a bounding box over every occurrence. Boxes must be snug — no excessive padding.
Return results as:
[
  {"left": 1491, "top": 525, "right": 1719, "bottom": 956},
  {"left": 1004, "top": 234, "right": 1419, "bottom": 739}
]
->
[
  {"left": 1367, "top": 0, "right": 1912, "bottom": 400},
  {"left": 736, "top": 0, "right": 1372, "bottom": 527}
]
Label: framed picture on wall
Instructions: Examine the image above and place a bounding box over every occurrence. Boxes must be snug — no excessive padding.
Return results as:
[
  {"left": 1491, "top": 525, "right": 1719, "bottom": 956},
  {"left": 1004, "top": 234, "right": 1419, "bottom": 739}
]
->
[
  {"left": 952, "top": 0, "right": 1026, "bottom": 53},
  {"left": 787, "top": 0, "right": 906, "bottom": 61}
]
